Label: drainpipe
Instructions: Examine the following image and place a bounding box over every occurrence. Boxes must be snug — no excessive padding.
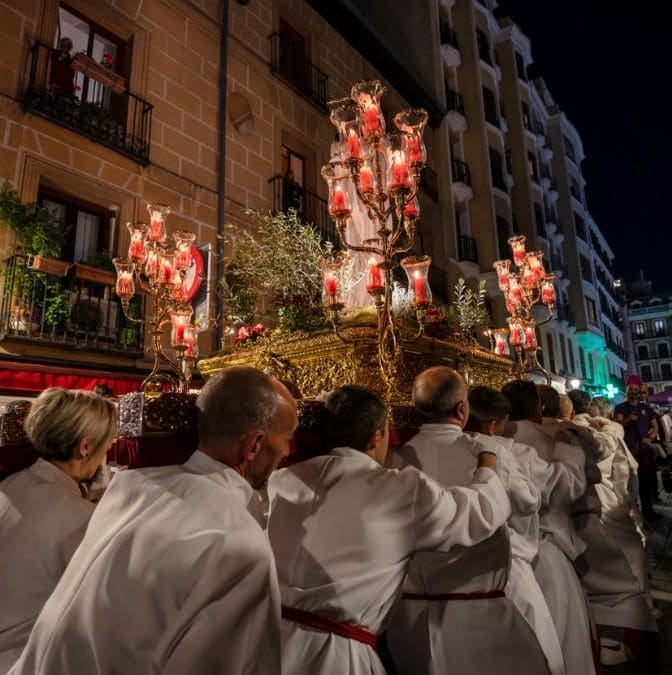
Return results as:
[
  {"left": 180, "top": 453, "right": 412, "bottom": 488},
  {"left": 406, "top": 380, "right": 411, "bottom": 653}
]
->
[{"left": 216, "top": 0, "right": 229, "bottom": 347}]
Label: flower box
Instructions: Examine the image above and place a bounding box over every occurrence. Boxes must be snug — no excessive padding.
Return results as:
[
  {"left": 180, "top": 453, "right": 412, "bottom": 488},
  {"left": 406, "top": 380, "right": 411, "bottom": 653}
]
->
[
  {"left": 26, "top": 255, "right": 71, "bottom": 277},
  {"left": 74, "top": 263, "right": 116, "bottom": 286},
  {"left": 72, "top": 52, "right": 126, "bottom": 95}
]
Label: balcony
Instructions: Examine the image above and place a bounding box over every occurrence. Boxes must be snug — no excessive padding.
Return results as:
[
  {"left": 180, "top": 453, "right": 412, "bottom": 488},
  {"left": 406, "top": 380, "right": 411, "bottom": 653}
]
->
[
  {"left": 457, "top": 235, "right": 478, "bottom": 264},
  {"left": 268, "top": 175, "right": 337, "bottom": 246},
  {"left": 440, "top": 22, "right": 461, "bottom": 69},
  {"left": 451, "top": 159, "right": 473, "bottom": 203},
  {"left": 23, "top": 41, "right": 152, "bottom": 165},
  {"left": 268, "top": 33, "right": 329, "bottom": 112},
  {"left": 445, "top": 88, "right": 467, "bottom": 135},
  {"left": 0, "top": 254, "right": 145, "bottom": 355}
]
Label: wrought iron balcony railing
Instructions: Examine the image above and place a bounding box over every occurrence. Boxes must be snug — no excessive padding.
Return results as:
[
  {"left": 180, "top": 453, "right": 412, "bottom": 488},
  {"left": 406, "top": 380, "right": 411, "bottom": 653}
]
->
[
  {"left": 457, "top": 235, "right": 478, "bottom": 264},
  {"left": 421, "top": 165, "right": 439, "bottom": 202},
  {"left": 452, "top": 159, "right": 471, "bottom": 186},
  {"left": 269, "top": 175, "right": 337, "bottom": 246},
  {"left": 446, "top": 88, "right": 465, "bottom": 116},
  {"left": 440, "top": 22, "right": 459, "bottom": 49},
  {"left": 23, "top": 41, "right": 152, "bottom": 165},
  {"left": 268, "top": 33, "right": 329, "bottom": 112},
  {"left": 0, "top": 254, "right": 145, "bottom": 355}
]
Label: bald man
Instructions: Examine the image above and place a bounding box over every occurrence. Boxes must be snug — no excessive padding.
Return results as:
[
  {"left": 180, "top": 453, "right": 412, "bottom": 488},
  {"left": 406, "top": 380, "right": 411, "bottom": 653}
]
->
[
  {"left": 11, "top": 367, "right": 298, "bottom": 675},
  {"left": 387, "top": 368, "right": 551, "bottom": 675}
]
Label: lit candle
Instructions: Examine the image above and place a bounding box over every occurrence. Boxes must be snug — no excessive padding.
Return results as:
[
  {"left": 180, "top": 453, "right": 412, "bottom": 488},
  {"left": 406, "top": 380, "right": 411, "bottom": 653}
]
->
[
  {"left": 175, "top": 323, "right": 186, "bottom": 343},
  {"left": 413, "top": 271, "right": 427, "bottom": 305},
  {"left": 495, "top": 334, "right": 508, "bottom": 355},
  {"left": 325, "top": 273, "right": 338, "bottom": 298},
  {"left": 509, "top": 324, "right": 522, "bottom": 346},
  {"left": 160, "top": 259, "right": 174, "bottom": 284},
  {"left": 497, "top": 269, "right": 509, "bottom": 290},
  {"left": 128, "top": 236, "right": 145, "bottom": 260},
  {"left": 329, "top": 186, "right": 350, "bottom": 216},
  {"left": 362, "top": 105, "right": 381, "bottom": 135},
  {"left": 388, "top": 153, "right": 409, "bottom": 190},
  {"left": 149, "top": 217, "right": 164, "bottom": 242},
  {"left": 406, "top": 137, "right": 422, "bottom": 163},
  {"left": 524, "top": 326, "right": 537, "bottom": 349},
  {"left": 523, "top": 266, "right": 536, "bottom": 290},
  {"left": 366, "top": 258, "right": 384, "bottom": 293},
  {"left": 542, "top": 282, "right": 556, "bottom": 305},
  {"left": 116, "top": 271, "right": 134, "bottom": 296},
  {"left": 359, "top": 165, "right": 373, "bottom": 192},
  {"left": 174, "top": 248, "right": 192, "bottom": 270},
  {"left": 345, "top": 129, "right": 362, "bottom": 159},
  {"left": 184, "top": 331, "right": 196, "bottom": 357},
  {"left": 512, "top": 242, "right": 526, "bottom": 266},
  {"left": 145, "top": 251, "right": 158, "bottom": 278}
]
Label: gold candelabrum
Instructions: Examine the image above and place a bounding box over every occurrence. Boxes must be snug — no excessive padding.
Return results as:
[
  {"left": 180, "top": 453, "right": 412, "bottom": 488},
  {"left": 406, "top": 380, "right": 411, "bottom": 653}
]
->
[
  {"left": 113, "top": 203, "right": 201, "bottom": 393},
  {"left": 320, "top": 80, "right": 432, "bottom": 399},
  {"left": 489, "top": 235, "right": 557, "bottom": 384}
]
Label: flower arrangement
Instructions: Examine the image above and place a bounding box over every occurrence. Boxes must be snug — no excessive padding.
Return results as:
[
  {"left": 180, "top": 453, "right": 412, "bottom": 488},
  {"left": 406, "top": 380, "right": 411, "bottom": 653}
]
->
[{"left": 235, "top": 323, "right": 266, "bottom": 345}]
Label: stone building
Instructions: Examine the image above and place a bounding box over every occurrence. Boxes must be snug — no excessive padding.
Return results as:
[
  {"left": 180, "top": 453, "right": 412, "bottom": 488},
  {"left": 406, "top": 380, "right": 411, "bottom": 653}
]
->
[{"left": 0, "top": 0, "right": 223, "bottom": 394}]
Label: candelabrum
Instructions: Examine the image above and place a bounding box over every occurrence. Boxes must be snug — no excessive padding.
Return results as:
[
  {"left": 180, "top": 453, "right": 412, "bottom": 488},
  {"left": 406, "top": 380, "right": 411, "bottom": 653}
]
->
[
  {"left": 490, "top": 235, "right": 557, "bottom": 384},
  {"left": 320, "top": 80, "right": 431, "bottom": 399},
  {"left": 113, "top": 203, "right": 201, "bottom": 393}
]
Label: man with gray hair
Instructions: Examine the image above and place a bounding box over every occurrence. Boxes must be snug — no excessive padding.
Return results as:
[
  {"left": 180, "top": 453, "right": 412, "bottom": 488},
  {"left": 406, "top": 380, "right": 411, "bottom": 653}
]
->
[{"left": 11, "top": 367, "right": 297, "bottom": 675}]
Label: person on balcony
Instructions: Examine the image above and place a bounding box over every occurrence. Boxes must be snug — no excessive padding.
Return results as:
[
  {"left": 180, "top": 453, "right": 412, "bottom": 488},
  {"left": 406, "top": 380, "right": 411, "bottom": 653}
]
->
[
  {"left": 49, "top": 37, "right": 76, "bottom": 97},
  {"left": 10, "top": 367, "right": 297, "bottom": 675},
  {"left": 266, "top": 384, "right": 511, "bottom": 675},
  {"left": 0, "top": 387, "right": 117, "bottom": 672},
  {"left": 283, "top": 169, "right": 303, "bottom": 213}
]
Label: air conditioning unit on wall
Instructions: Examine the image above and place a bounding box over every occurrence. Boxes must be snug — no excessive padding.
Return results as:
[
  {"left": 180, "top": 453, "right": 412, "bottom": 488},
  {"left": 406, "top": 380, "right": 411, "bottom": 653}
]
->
[{"left": 67, "top": 291, "right": 119, "bottom": 338}]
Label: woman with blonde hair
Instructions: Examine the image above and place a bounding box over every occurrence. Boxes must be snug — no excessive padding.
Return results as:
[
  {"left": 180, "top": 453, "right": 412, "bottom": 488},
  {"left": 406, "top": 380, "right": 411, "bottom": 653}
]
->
[{"left": 0, "top": 387, "right": 117, "bottom": 670}]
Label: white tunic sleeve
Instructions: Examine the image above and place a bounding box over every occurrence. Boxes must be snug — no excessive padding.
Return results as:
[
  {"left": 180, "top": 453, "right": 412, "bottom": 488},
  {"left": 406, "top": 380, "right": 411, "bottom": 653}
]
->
[{"left": 409, "top": 466, "right": 511, "bottom": 553}]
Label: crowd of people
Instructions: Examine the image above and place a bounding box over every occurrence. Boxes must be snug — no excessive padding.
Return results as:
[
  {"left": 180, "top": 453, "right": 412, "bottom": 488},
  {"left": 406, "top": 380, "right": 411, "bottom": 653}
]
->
[{"left": 0, "top": 366, "right": 667, "bottom": 674}]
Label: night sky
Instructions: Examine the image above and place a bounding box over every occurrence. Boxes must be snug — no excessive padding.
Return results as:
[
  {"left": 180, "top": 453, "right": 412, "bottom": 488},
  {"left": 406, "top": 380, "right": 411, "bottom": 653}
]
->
[{"left": 496, "top": 0, "right": 670, "bottom": 293}]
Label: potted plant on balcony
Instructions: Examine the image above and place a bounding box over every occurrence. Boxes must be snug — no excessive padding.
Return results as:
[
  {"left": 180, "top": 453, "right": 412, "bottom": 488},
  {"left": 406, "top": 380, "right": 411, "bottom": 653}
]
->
[{"left": 0, "top": 181, "right": 73, "bottom": 332}]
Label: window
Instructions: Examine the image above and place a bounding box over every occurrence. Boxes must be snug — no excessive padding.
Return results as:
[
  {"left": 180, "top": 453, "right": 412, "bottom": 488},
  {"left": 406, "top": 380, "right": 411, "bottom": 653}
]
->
[
  {"left": 641, "top": 365, "right": 653, "bottom": 382},
  {"left": 662, "top": 364, "right": 672, "bottom": 379},
  {"left": 585, "top": 296, "right": 598, "bottom": 324},
  {"left": 534, "top": 203, "right": 545, "bottom": 237},
  {"left": 658, "top": 343, "right": 670, "bottom": 358},
  {"left": 654, "top": 319, "right": 666, "bottom": 336},
  {"left": 579, "top": 346, "right": 586, "bottom": 378},
  {"left": 39, "top": 187, "right": 112, "bottom": 264},
  {"left": 496, "top": 217, "right": 510, "bottom": 259},
  {"left": 521, "top": 102, "right": 531, "bottom": 131},
  {"left": 638, "top": 344, "right": 649, "bottom": 360},
  {"left": 563, "top": 134, "right": 576, "bottom": 163},
  {"left": 476, "top": 29, "right": 491, "bottom": 64},
  {"left": 527, "top": 152, "right": 538, "bottom": 182},
  {"left": 568, "top": 340, "right": 576, "bottom": 374},
  {"left": 515, "top": 52, "right": 527, "bottom": 81},
  {"left": 574, "top": 213, "right": 586, "bottom": 240},
  {"left": 546, "top": 334, "right": 556, "bottom": 374},
  {"left": 569, "top": 176, "right": 582, "bottom": 202},
  {"left": 559, "top": 334, "right": 568, "bottom": 372},
  {"left": 580, "top": 255, "right": 593, "bottom": 283},
  {"left": 482, "top": 87, "right": 499, "bottom": 126},
  {"left": 57, "top": 4, "right": 128, "bottom": 106},
  {"left": 634, "top": 322, "right": 645, "bottom": 338},
  {"left": 489, "top": 147, "right": 506, "bottom": 190}
]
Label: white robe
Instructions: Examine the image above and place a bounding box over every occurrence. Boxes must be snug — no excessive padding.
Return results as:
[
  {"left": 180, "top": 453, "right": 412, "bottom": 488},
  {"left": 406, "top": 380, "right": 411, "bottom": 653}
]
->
[
  {"left": 511, "top": 419, "right": 596, "bottom": 675},
  {"left": 10, "top": 451, "right": 282, "bottom": 675},
  {"left": 388, "top": 425, "right": 562, "bottom": 675},
  {"left": 0, "top": 459, "right": 94, "bottom": 672},
  {"left": 266, "top": 446, "right": 511, "bottom": 675},
  {"left": 570, "top": 414, "right": 658, "bottom": 632}
]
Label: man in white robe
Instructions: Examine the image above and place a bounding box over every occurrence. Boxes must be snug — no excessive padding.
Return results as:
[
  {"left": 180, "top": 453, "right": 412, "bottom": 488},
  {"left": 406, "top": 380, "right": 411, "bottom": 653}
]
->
[
  {"left": 10, "top": 367, "right": 298, "bottom": 675},
  {"left": 502, "top": 380, "right": 596, "bottom": 675},
  {"left": 266, "top": 384, "right": 511, "bottom": 675},
  {"left": 387, "top": 372, "right": 557, "bottom": 675},
  {"left": 567, "top": 390, "right": 659, "bottom": 665}
]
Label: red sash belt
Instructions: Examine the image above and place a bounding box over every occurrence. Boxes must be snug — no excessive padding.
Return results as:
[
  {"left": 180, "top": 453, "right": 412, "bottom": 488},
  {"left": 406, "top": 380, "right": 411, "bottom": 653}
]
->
[
  {"left": 402, "top": 589, "right": 505, "bottom": 601},
  {"left": 281, "top": 605, "right": 378, "bottom": 651}
]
